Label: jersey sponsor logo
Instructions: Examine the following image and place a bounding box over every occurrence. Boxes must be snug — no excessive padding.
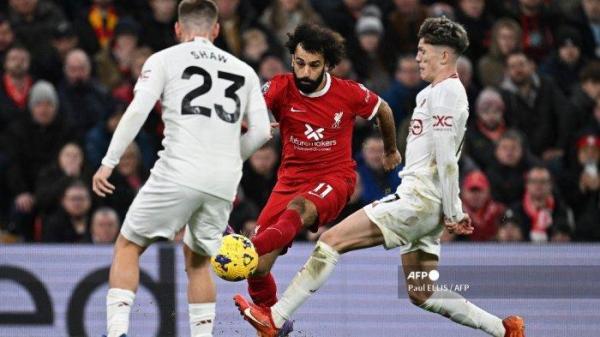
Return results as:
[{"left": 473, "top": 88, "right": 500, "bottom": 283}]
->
[
  {"left": 409, "top": 119, "right": 423, "bottom": 135},
  {"left": 289, "top": 135, "right": 336, "bottom": 151},
  {"left": 332, "top": 111, "right": 343, "bottom": 128},
  {"left": 290, "top": 106, "right": 305, "bottom": 112},
  {"left": 433, "top": 115, "right": 453, "bottom": 128},
  {"left": 304, "top": 123, "right": 324, "bottom": 140}
]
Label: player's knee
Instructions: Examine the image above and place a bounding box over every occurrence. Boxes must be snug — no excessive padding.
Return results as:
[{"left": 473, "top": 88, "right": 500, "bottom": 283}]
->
[
  {"left": 287, "top": 196, "right": 317, "bottom": 227},
  {"left": 319, "top": 229, "right": 343, "bottom": 253},
  {"left": 406, "top": 287, "right": 431, "bottom": 307}
]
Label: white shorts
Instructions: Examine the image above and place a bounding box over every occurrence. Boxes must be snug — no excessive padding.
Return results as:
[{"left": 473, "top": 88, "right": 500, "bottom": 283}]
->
[
  {"left": 364, "top": 185, "right": 443, "bottom": 257},
  {"left": 121, "top": 174, "right": 232, "bottom": 256}
]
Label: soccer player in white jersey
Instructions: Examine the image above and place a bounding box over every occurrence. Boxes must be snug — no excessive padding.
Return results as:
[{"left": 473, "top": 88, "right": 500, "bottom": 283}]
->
[
  {"left": 235, "top": 17, "right": 525, "bottom": 337},
  {"left": 91, "top": 1, "right": 271, "bottom": 336}
]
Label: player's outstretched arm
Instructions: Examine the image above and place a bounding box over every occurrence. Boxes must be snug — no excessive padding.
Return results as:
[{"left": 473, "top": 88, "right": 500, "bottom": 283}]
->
[
  {"left": 93, "top": 90, "right": 157, "bottom": 197},
  {"left": 375, "top": 100, "right": 402, "bottom": 170}
]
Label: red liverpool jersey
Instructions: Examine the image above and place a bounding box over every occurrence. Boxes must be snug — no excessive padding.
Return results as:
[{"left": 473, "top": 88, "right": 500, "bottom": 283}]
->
[{"left": 263, "top": 72, "right": 381, "bottom": 188}]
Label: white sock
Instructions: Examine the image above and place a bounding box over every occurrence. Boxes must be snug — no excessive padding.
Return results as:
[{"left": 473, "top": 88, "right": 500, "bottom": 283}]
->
[
  {"left": 271, "top": 241, "right": 340, "bottom": 328},
  {"left": 189, "top": 302, "right": 216, "bottom": 337},
  {"left": 419, "top": 290, "right": 505, "bottom": 337},
  {"left": 106, "top": 288, "right": 135, "bottom": 337}
]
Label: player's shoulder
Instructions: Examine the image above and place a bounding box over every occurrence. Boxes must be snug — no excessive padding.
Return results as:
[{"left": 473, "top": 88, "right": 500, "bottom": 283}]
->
[
  {"left": 263, "top": 73, "right": 294, "bottom": 93},
  {"left": 330, "top": 75, "right": 366, "bottom": 91},
  {"left": 432, "top": 76, "right": 466, "bottom": 95}
]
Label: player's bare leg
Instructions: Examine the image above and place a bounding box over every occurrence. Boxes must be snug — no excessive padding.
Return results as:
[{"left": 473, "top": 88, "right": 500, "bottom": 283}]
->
[
  {"left": 402, "top": 250, "right": 524, "bottom": 337},
  {"left": 106, "top": 234, "right": 146, "bottom": 337},
  {"left": 184, "top": 244, "right": 216, "bottom": 337},
  {"left": 236, "top": 209, "right": 384, "bottom": 336},
  {"left": 248, "top": 196, "right": 318, "bottom": 308}
]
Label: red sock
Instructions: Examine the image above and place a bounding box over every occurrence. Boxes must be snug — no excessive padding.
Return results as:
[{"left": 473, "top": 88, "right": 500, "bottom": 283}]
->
[
  {"left": 252, "top": 209, "right": 303, "bottom": 256},
  {"left": 248, "top": 272, "right": 277, "bottom": 307}
]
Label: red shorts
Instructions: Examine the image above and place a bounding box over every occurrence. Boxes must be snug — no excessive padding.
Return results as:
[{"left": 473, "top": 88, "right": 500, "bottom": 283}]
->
[{"left": 256, "top": 174, "right": 356, "bottom": 240}]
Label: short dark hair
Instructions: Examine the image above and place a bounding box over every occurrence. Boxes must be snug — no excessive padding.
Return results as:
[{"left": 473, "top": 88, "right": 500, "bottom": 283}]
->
[
  {"left": 178, "top": 0, "right": 218, "bottom": 28},
  {"left": 285, "top": 23, "right": 345, "bottom": 67},
  {"left": 580, "top": 61, "right": 600, "bottom": 84},
  {"left": 418, "top": 17, "right": 469, "bottom": 54},
  {"left": 498, "top": 129, "right": 524, "bottom": 146}
]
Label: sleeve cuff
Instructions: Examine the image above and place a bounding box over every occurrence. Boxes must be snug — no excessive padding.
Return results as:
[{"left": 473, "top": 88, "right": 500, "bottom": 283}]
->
[{"left": 101, "top": 157, "right": 117, "bottom": 169}]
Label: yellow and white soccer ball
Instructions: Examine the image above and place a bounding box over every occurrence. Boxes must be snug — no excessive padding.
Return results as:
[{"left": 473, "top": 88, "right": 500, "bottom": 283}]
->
[{"left": 211, "top": 234, "right": 259, "bottom": 282}]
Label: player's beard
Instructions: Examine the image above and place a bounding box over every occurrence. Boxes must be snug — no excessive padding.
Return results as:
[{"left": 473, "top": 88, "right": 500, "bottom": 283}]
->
[{"left": 294, "top": 69, "right": 325, "bottom": 94}]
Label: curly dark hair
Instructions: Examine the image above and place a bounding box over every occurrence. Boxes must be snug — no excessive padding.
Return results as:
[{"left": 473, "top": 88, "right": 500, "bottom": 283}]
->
[
  {"left": 418, "top": 17, "right": 469, "bottom": 54},
  {"left": 285, "top": 23, "right": 345, "bottom": 67}
]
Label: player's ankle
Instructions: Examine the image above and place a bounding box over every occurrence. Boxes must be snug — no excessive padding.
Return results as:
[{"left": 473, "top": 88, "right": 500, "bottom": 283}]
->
[{"left": 270, "top": 306, "right": 286, "bottom": 328}]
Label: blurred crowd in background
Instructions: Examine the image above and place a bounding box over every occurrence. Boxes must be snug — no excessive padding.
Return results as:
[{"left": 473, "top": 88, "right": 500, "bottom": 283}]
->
[{"left": 0, "top": 0, "right": 599, "bottom": 245}]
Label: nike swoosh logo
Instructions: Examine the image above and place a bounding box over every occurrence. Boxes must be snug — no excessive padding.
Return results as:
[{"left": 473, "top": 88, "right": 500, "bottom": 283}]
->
[
  {"left": 291, "top": 107, "right": 304, "bottom": 112},
  {"left": 244, "top": 308, "right": 269, "bottom": 327}
]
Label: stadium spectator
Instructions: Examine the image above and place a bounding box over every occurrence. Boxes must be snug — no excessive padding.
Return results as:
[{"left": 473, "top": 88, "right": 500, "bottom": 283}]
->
[
  {"left": 0, "top": 15, "right": 16, "bottom": 66},
  {"left": 96, "top": 143, "right": 148, "bottom": 221},
  {"left": 41, "top": 179, "right": 91, "bottom": 243},
  {"left": 321, "top": 0, "right": 367, "bottom": 50},
  {"left": 7, "top": 0, "right": 65, "bottom": 60},
  {"left": 260, "top": 0, "right": 322, "bottom": 48},
  {"left": 35, "top": 142, "right": 92, "bottom": 215},
  {"left": 74, "top": 0, "right": 123, "bottom": 56},
  {"left": 569, "top": 62, "right": 600, "bottom": 141},
  {"left": 500, "top": 51, "right": 570, "bottom": 160},
  {"left": 465, "top": 88, "right": 507, "bottom": 170},
  {"left": 85, "top": 102, "right": 156, "bottom": 171},
  {"left": 511, "top": 0, "right": 557, "bottom": 62},
  {"left": 214, "top": 0, "right": 276, "bottom": 58},
  {"left": 478, "top": 18, "right": 522, "bottom": 88},
  {"left": 89, "top": 207, "right": 120, "bottom": 243},
  {"left": 540, "top": 26, "right": 587, "bottom": 97},
  {"left": 0, "top": 46, "right": 32, "bottom": 130},
  {"left": 31, "top": 21, "right": 79, "bottom": 86},
  {"left": 3, "top": 80, "right": 75, "bottom": 240},
  {"left": 95, "top": 18, "right": 141, "bottom": 90},
  {"left": 497, "top": 211, "right": 525, "bottom": 242},
  {"left": 508, "top": 166, "right": 572, "bottom": 242},
  {"left": 457, "top": 56, "right": 480, "bottom": 116},
  {"left": 356, "top": 134, "right": 401, "bottom": 205},
  {"left": 258, "top": 52, "right": 286, "bottom": 82},
  {"left": 111, "top": 46, "right": 153, "bottom": 102},
  {"left": 486, "top": 130, "right": 533, "bottom": 205},
  {"left": 240, "top": 141, "right": 278, "bottom": 210},
  {"left": 352, "top": 6, "right": 390, "bottom": 93},
  {"left": 140, "top": 0, "right": 177, "bottom": 52},
  {"left": 560, "top": 134, "right": 600, "bottom": 241},
  {"left": 382, "top": 55, "right": 424, "bottom": 129},
  {"left": 568, "top": 0, "right": 600, "bottom": 59},
  {"left": 58, "top": 49, "right": 113, "bottom": 136},
  {"left": 455, "top": 0, "right": 493, "bottom": 64},
  {"left": 459, "top": 170, "right": 506, "bottom": 241},
  {"left": 241, "top": 28, "right": 270, "bottom": 70},
  {"left": 383, "top": 0, "right": 428, "bottom": 58},
  {"left": 329, "top": 56, "right": 357, "bottom": 80}
]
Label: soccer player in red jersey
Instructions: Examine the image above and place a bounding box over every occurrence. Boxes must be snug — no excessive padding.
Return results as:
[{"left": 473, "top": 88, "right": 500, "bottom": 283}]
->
[{"left": 234, "top": 23, "right": 402, "bottom": 334}]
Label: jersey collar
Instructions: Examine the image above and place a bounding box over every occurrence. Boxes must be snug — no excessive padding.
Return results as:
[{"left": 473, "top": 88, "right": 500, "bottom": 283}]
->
[
  {"left": 193, "top": 36, "right": 212, "bottom": 44},
  {"left": 299, "top": 72, "right": 331, "bottom": 98}
]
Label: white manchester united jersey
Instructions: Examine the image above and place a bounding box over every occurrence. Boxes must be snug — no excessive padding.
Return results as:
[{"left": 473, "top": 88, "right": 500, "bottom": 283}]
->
[
  {"left": 401, "top": 75, "right": 468, "bottom": 221},
  {"left": 103, "top": 37, "right": 269, "bottom": 200}
]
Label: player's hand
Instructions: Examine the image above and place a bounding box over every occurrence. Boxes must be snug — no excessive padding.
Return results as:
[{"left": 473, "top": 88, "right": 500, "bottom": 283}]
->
[
  {"left": 382, "top": 150, "right": 402, "bottom": 171},
  {"left": 92, "top": 165, "right": 116, "bottom": 197},
  {"left": 444, "top": 214, "right": 474, "bottom": 235},
  {"left": 15, "top": 193, "right": 34, "bottom": 213}
]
